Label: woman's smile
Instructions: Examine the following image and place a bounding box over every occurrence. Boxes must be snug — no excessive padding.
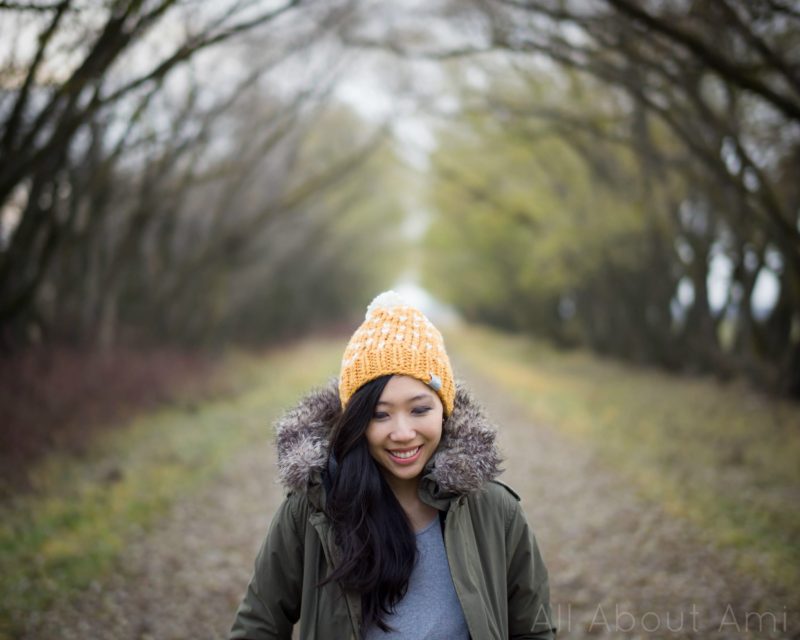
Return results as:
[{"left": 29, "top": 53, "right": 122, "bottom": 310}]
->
[{"left": 387, "top": 445, "right": 422, "bottom": 463}]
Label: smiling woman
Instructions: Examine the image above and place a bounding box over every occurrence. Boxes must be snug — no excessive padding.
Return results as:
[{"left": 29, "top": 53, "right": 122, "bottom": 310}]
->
[
  {"left": 366, "top": 376, "right": 444, "bottom": 496},
  {"left": 229, "top": 292, "right": 556, "bottom": 639}
]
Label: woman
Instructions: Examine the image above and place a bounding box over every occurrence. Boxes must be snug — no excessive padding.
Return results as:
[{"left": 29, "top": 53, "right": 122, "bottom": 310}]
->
[{"left": 230, "top": 292, "right": 556, "bottom": 639}]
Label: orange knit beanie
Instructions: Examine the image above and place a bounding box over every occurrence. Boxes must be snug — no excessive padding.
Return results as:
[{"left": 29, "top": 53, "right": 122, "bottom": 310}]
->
[{"left": 338, "top": 291, "right": 456, "bottom": 415}]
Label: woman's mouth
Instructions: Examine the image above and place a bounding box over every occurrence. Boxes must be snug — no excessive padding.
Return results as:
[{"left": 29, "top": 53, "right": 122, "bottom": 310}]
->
[{"left": 387, "top": 446, "right": 422, "bottom": 463}]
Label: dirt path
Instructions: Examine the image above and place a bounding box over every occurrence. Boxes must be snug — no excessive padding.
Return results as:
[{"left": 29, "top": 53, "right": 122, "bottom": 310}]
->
[
  {"left": 24, "top": 360, "right": 799, "bottom": 639},
  {"left": 459, "top": 362, "right": 799, "bottom": 639},
  {"left": 22, "top": 437, "right": 287, "bottom": 640}
]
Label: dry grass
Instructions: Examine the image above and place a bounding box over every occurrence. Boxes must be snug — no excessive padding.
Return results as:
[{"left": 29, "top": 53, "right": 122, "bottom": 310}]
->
[
  {"left": 0, "top": 339, "right": 342, "bottom": 638},
  {"left": 0, "top": 346, "right": 223, "bottom": 495}
]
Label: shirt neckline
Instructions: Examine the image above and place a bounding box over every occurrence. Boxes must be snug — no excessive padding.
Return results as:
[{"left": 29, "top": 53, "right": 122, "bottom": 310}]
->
[{"left": 415, "top": 515, "right": 440, "bottom": 536}]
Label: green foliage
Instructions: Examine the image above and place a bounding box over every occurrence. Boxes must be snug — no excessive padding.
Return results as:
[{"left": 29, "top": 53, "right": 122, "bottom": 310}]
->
[
  {"left": 448, "top": 325, "right": 800, "bottom": 595},
  {"left": 0, "top": 339, "right": 343, "bottom": 638},
  {"left": 424, "top": 92, "right": 654, "bottom": 345},
  {"left": 426, "top": 59, "right": 800, "bottom": 379}
]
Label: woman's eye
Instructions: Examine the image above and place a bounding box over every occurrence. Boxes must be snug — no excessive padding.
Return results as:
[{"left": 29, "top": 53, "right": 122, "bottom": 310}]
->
[
  {"left": 412, "top": 406, "right": 432, "bottom": 415},
  {"left": 373, "top": 412, "right": 389, "bottom": 420}
]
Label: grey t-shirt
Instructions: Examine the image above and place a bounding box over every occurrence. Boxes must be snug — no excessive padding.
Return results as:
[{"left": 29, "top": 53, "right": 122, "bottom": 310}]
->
[{"left": 364, "top": 517, "right": 470, "bottom": 639}]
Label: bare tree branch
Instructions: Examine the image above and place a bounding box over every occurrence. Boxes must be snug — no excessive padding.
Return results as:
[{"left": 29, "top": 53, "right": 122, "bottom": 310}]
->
[
  {"left": 1, "top": 0, "right": 71, "bottom": 153},
  {"left": 0, "top": 1, "right": 71, "bottom": 10},
  {"left": 605, "top": 0, "right": 800, "bottom": 123}
]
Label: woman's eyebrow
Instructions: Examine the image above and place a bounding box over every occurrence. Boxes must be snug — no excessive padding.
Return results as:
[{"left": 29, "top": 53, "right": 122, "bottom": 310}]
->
[{"left": 376, "top": 393, "right": 432, "bottom": 406}]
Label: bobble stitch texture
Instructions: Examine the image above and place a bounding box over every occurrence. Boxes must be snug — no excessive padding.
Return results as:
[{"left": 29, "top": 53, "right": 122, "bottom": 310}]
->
[{"left": 338, "top": 291, "right": 455, "bottom": 415}]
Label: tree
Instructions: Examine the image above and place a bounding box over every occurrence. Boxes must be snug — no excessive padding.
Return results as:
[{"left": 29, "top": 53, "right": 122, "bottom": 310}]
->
[
  {"left": 0, "top": 0, "right": 358, "bottom": 344},
  {"left": 348, "top": 0, "right": 800, "bottom": 394}
]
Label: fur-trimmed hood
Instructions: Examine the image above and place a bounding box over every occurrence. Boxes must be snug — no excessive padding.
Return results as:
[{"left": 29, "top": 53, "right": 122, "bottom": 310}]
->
[{"left": 275, "top": 379, "right": 502, "bottom": 499}]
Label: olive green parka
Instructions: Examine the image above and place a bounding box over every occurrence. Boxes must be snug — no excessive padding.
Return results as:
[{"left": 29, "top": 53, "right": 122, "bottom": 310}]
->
[{"left": 229, "top": 381, "right": 556, "bottom": 639}]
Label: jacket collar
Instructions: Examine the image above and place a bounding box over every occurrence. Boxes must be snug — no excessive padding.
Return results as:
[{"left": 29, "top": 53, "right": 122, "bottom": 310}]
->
[{"left": 275, "top": 379, "right": 502, "bottom": 503}]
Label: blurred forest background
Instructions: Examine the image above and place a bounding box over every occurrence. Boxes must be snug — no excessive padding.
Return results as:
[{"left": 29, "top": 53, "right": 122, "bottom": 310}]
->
[
  {"left": 2, "top": 0, "right": 799, "bottom": 396},
  {"left": 2, "top": 0, "right": 799, "bottom": 471},
  {"left": 1, "top": 0, "right": 799, "bottom": 636}
]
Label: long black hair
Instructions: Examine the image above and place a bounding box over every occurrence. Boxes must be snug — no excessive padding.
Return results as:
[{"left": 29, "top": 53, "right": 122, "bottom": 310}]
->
[{"left": 321, "top": 374, "right": 417, "bottom": 634}]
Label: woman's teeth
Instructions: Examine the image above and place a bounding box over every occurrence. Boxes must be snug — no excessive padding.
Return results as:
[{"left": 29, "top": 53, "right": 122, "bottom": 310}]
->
[{"left": 390, "top": 446, "right": 420, "bottom": 459}]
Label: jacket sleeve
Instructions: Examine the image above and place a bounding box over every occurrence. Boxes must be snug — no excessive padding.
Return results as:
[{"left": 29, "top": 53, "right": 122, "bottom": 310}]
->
[
  {"left": 506, "top": 500, "right": 557, "bottom": 639},
  {"left": 229, "top": 494, "right": 306, "bottom": 640}
]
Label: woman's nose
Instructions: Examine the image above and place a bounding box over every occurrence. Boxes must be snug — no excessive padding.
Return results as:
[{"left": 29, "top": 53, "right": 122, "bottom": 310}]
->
[{"left": 389, "top": 416, "right": 416, "bottom": 441}]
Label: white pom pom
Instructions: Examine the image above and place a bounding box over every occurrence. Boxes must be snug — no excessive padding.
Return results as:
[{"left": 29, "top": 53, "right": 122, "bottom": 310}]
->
[{"left": 365, "top": 290, "right": 409, "bottom": 319}]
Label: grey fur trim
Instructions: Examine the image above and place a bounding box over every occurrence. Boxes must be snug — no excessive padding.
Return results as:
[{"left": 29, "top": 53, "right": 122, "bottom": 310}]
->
[
  {"left": 274, "top": 378, "right": 502, "bottom": 496},
  {"left": 431, "top": 385, "right": 503, "bottom": 494}
]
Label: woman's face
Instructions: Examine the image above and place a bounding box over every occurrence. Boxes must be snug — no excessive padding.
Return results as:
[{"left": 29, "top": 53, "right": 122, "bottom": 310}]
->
[{"left": 365, "top": 375, "right": 444, "bottom": 488}]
